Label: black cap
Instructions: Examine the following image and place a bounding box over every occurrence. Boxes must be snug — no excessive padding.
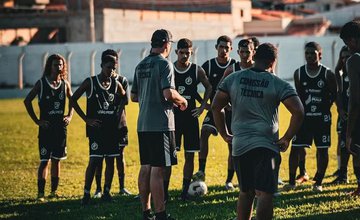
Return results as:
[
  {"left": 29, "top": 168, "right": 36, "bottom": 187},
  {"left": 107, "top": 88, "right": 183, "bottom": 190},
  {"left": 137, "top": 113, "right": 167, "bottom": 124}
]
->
[{"left": 151, "top": 29, "right": 173, "bottom": 44}]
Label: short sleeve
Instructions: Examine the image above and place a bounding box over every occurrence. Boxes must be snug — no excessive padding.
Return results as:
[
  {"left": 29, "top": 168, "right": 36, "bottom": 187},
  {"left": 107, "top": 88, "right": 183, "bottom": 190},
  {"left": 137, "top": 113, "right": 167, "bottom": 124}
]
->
[
  {"left": 218, "top": 74, "right": 234, "bottom": 95},
  {"left": 160, "top": 60, "right": 175, "bottom": 90},
  {"left": 276, "top": 78, "right": 297, "bottom": 102},
  {"left": 131, "top": 70, "right": 138, "bottom": 94}
]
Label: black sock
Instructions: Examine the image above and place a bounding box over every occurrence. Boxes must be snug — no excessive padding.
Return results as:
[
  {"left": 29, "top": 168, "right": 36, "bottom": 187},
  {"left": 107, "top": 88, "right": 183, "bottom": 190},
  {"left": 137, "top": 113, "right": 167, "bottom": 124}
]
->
[
  {"left": 155, "top": 211, "right": 167, "bottom": 220},
  {"left": 51, "top": 176, "right": 59, "bottom": 192},
  {"left": 226, "top": 169, "right": 235, "bottom": 183},
  {"left": 199, "top": 159, "right": 207, "bottom": 173},
  {"left": 119, "top": 173, "right": 125, "bottom": 190},
  {"left": 95, "top": 174, "right": 102, "bottom": 192},
  {"left": 103, "top": 184, "right": 111, "bottom": 194},
  {"left": 143, "top": 209, "right": 153, "bottom": 220},
  {"left": 38, "top": 178, "right": 46, "bottom": 194},
  {"left": 289, "top": 172, "right": 296, "bottom": 185},
  {"left": 299, "top": 160, "right": 306, "bottom": 176},
  {"left": 181, "top": 178, "right": 191, "bottom": 195},
  {"left": 315, "top": 172, "right": 325, "bottom": 185},
  {"left": 163, "top": 180, "right": 170, "bottom": 201}
]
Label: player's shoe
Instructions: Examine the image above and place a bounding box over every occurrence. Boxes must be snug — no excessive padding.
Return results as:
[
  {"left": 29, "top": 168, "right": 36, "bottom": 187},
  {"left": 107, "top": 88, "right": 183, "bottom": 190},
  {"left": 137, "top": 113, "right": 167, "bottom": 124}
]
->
[
  {"left": 93, "top": 190, "right": 102, "bottom": 198},
  {"left": 81, "top": 193, "right": 91, "bottom": 205},
  {"left": 295, "top": 173, "right": 309, "bottom": 184},
  {"left": 101, "top": 191, "right": 112, "bottom": 202},
  {"left": 225, "top": 182, "right": 235, "bottom": 191},
  {"left": 330, "top": 177, "right": 349, "bottom": 185},
  {"left": 282, "top": 184, "right": 296, "bottom": 191},
  {"left": 48, "top": 191, "right": 59, "bottom": 199},
  {"left": 37, "top": 193, "right": 45, "bottom": 202},
  {"left": 349, "top": 187, "right": 360, "bottom": 196},
  {"left": 192, "top": 171, "right": 205, "bottom": 182},
  {"left": 278, "top": 178, "right": 285, "bottom": 185},
  {"left": 312, "top": 184, "right": 323, "bottom": 192},
  {"left": 119, "top": 188, "right": 132, "bottom": 196}
]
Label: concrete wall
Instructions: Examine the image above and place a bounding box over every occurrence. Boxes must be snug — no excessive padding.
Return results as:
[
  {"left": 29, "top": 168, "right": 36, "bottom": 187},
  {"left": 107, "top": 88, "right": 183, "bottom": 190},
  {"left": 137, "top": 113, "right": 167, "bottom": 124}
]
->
[
  {"left": 0, "top": 35, "right": 345, "bottom": 88},
  {"left": 102, "top": 9, "right": 241, "bottom": 43}
]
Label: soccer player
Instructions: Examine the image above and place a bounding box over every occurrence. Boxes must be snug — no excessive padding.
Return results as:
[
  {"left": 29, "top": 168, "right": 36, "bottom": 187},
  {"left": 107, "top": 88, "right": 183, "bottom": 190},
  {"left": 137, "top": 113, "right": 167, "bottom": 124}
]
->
[
  {"left": 212, "top": 43, "right": 304, "bottom": 220},
  {"left": 340, "top": 20, "right": 360, "bottom": 195},
  {"left": 331, "top": 46, "right": 351, "bottom": 184},
  {"left": 286, "top": 42, "right": 337, "bottom": 192},
  {"left": 24, "top": 54, "right": 73, "bottom": 201},
  {"left": 131, "top": 29, "right": 187, "bottom": 220},
  {"left": 71, "top": 54, "right": 126, "bottom": 204},
  {"left": 172, "top": 38, "right": 212, "bottom": 201},
  {"left": 93, "top": 49, "right": 132, "bottom": 198},
  {"left": 193, "top": 35, "right": 236, "bottom": 191}
]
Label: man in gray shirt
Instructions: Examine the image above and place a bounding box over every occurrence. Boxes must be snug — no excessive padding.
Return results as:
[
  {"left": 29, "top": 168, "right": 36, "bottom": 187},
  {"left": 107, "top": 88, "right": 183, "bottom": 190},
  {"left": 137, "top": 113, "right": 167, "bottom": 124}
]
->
[
  {"left": 131, "top": 29, "right": 187, "bottom": 220},
  {"left": 212, "top": 43, "right": 304, "bottom": 220}
]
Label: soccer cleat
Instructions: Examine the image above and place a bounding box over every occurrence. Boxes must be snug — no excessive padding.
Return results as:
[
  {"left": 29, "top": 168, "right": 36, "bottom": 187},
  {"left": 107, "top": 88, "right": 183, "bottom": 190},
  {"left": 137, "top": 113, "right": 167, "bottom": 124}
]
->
[
  {"left": 192, "top": 171, "right": 205, "bottom": 182},
  {"left": 93, "top": 190, "right": 102, "bottom": 199},
  {"left": 81, "top": 193, "right": 91, "bottom": 205},
  {"left": 37, "top": 193, "right": 45, "bottom": 202},
  {"left": 331, "top": 177, "right": 349, "bottom": 185},
  {"left": 312, "top": 184, "right": 323, "bottom": 192},
  {"left": 119, "top": 188, "right": 132, "bottom": 196},
  {"left": 225, "top": 182, "right": 235, "bottom": 191},
  {"left": 282, "top": 184, "right": 296, "bottom": 191},
  {"left": 278, "top": 178, "right": 285, "bottom": 185},
  {"left": 296, "top": 173, "right": 310, "bottom": 184},
  {"left": 101, "top": 192, "right": 112, "bottom": 202},
  {"left": 48, "top": 191, "right": 59, "bottom": 199}
]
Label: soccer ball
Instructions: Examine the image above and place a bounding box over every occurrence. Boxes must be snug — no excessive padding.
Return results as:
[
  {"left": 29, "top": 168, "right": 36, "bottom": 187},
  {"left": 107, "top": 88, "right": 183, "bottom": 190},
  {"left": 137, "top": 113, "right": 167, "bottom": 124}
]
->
[{"left": 188, "top": 181, "right": 208, "bottom": 197}]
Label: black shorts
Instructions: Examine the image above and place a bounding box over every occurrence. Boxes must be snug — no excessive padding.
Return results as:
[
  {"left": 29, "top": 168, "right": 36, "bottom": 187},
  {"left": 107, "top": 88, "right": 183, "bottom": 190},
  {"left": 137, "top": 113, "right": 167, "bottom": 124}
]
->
[
  {"left": 175, "top": 111, "right": 200, "bottom": 152},
  {"left": 138, "top": 131, "right": 177, "bottom": 167},
  {"left": 292, "top": 114, "right": 331, "bottom": 148},
  {"left": 118, "top": 126, "right": 128, "bottom": 147},
  {"left": 38, "top": 125, "right": 67, "bottom": 161},
  {"left": 201, "top": 110, "right": 232, "bottom": 135},
  {"left": 233, "top": 148, "right": 279, "bottom": 194},
  {"left": 89, "top": 135, "right": 119, "bottom": 158}
]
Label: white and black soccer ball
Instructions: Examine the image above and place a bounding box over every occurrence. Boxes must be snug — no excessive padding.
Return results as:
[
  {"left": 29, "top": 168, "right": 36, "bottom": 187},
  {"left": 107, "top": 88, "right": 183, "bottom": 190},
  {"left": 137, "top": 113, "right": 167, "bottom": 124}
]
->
[{"left": 188, "top": 181, "right": 208, "bottom": 197}]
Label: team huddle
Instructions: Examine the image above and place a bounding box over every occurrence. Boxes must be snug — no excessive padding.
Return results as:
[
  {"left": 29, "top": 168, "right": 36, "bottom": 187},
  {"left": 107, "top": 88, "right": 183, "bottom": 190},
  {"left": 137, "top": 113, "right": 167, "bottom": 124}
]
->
[{"left": 24, "top": 20, "right": 360, "bottom": 220}]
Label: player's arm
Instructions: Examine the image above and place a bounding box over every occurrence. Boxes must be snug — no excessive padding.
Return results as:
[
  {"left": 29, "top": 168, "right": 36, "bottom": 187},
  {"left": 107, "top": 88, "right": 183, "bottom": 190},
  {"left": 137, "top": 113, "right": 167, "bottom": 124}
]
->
[
  {"left": 276, "top": 95, "right": 304, "bottom": 152},
  {"left": 70, "top": 78, "right": 101, "bottom": 127},
  {"left": 64, "top": 80, "right": 74, "bottom": 126},
  {"left": 211, "top": 90, "right": 232, "bottom": 144},
  {"left": 23, "top": 80, "right": 49, "bottom": 128},
  {"left": 334, "top": 68, "right": 346, "bottom": 120},
  {"left": 192, "top": 66, "right": 212, "bottom": 117},
  {"left": 346, "top": 55, "right": 360, "bottom": 154},
  {"left": 123, "top": 78, "right": 130, "bottom": 105},
  {"left": 220, "top": 65, "right": 234, "bottom": 84},
  {"left": 327, "top": 70, "right": 337, "bottom": 104},
  {"left": 163, "top": 88, "right": 188, "bottom": 111},
  {"left": 116, "top": 81, "right": 126, "bottom": 96},
  {"left": 130, "top": 92, "right": 138, "bottom": 102}
]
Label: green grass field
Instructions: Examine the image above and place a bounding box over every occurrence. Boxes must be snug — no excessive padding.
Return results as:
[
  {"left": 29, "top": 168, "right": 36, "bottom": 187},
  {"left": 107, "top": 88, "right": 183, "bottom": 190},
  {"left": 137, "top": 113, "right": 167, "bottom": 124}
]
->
[{"left": 0, "top": 98, "right": 359, "bottom": 219}]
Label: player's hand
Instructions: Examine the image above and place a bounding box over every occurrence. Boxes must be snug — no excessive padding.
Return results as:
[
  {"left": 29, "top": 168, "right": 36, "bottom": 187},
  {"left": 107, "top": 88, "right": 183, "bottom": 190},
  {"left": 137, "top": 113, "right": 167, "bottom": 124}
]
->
[
  {"left": 346, "top": 136, "right": 357, "bottom": 156},
  {"left": 221, "top": 133, "right": 233, "bottom": 144},
  {"left": 63, "top": 115, "right": 72, "bottom": 126},
  {"left": 86, "top": 118, "right": 102, "bottom": 128},
  {"left": 275, "top": 137, "right": 290, "bottom": 152},
  {"left": 191, "top": 107, "right": 204, "bottom": 118},
  {"left": 179, "top": 99, "right": 188, "bottom": 111},
  {"left": 37, "top": 120, "right": 50, "bottom": 129}
]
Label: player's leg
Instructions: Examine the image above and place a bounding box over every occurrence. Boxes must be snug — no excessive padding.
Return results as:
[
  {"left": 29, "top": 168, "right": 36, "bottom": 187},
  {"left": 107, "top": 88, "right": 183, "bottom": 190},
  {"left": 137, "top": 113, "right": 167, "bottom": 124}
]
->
[
  {"left": 94, "top": 160, "right": 103, "bottom": 197},
  {"left": 37, "top": 160, "right": 50, "bottom": 201},
  {"left": 180, "top": 152, "right": 194, "bottom": 200},
  {"left": 313, "top": 148, "right": 328, "bottom": 191},
  {"left": 297, "top": 149, "right": 308, "bottom": 181},
  {"left": 233, "top": 152, "right": 256, "bottom": 220},
  {"left": 50, "top": 158, "right": 60, "bottom": 197},
  {"left": 254, "top": 148, "right": 278, "bottom": 220},
  {"left": 82, "top": 156, "right": 103, "bottom": 204},
  {"left": 102, "top": 156, "right": 115, "bottom": 201},
  {"left": 351, "top": 153, "right": 360, "bottom": 196},
  {"left": 116, "top": 146, "right": 131, "bottom": 195},
  {"left": 332, "top": 124, "right": 350, "bottom": 184},
  {"left": 138, "top": 132, "right": 154, "bottom": 219},
  {"left": 225, "top": 143, "right": 235, "bottom": 190},
  {"left": 286, "top": 147, "right": 301, "bottom": 189},
  {"left": 163, "top": 166, "right": 171, "bottom": 203}
]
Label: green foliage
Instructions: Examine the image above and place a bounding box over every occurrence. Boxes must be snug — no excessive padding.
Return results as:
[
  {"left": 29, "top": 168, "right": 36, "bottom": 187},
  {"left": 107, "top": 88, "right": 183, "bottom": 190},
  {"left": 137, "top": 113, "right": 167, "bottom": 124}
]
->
[{"left": 0, "top": 98, "right": 359, "bottom": 219}]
